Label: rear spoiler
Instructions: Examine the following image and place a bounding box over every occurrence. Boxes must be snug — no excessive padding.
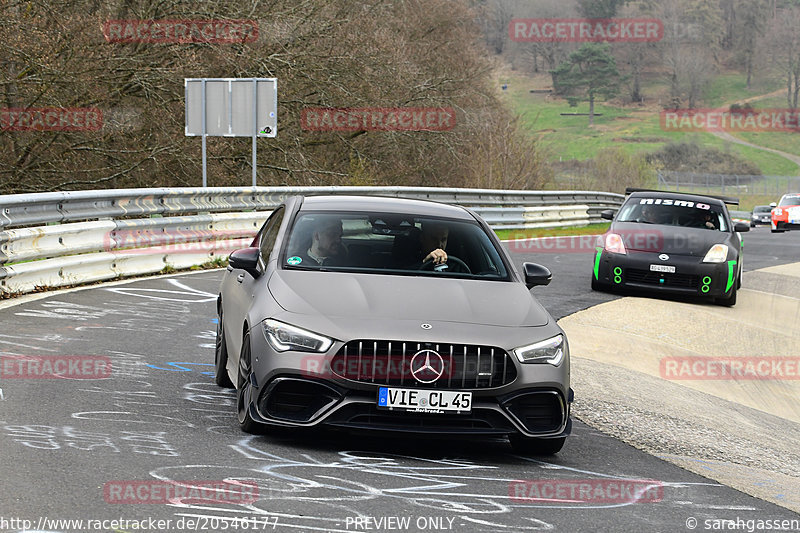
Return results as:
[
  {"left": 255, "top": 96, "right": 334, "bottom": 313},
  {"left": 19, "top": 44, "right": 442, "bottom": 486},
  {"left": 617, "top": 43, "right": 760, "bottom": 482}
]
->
[{"left": 624, "top": 188, "right": 739, "bottom": 205}]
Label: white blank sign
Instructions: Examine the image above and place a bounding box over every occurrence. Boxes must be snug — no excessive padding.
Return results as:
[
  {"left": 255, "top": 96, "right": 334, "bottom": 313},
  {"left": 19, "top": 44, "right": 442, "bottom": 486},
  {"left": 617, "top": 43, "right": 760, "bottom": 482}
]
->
[{"left": 185, "top": 78, "right": 277, "bottom": 137}]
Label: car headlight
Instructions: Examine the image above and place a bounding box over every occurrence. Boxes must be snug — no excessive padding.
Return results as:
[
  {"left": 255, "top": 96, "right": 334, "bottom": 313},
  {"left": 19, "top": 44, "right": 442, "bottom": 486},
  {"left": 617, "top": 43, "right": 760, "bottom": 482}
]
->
[
  {"left": 513, "top": 335, "right": 564, "bottom": 365},
  {"left": 604, "top": 233, "right": 627, "bottom": 255},
  {"left": 702, "top": 244, "right": 728, "bottom": 263},
  {"left": 262, "top": 319, "right": 333, "bottom": 353}
]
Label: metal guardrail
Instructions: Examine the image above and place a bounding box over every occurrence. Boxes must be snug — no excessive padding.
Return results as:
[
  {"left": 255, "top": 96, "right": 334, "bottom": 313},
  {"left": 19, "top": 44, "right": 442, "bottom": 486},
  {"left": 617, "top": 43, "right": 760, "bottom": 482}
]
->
[{"left": 0, "top": 186, "right": 624, "bottom": 296}]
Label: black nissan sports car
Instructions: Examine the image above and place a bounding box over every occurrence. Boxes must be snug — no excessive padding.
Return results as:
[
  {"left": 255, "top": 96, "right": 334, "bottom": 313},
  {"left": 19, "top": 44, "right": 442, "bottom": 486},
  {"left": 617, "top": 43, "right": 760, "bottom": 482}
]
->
[{"left": 591, "top": 189, "right": 749, "bottom": 306}]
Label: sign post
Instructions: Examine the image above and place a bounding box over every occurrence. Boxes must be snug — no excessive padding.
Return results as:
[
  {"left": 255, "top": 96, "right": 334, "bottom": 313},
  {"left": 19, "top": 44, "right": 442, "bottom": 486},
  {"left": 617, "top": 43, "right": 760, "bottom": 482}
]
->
[{"left": 185, "top": 78, "right": 277, "bottom": 187}]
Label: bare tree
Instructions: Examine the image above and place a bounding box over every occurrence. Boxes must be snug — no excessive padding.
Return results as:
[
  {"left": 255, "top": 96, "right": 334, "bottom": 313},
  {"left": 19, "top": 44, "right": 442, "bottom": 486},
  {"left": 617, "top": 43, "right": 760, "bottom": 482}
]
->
[
  {"left": 733, "top": 0, "right": 769, "bottom": 89},
  {"left": 761, "top": 5, "right": 800, "bottom": 109},
  {"left": 659, "top": 0, "right": 718, "bottom": 108},
  {"left": 0, "top": 0, "right": 553, "bottom": 192},
  {"left": 509, "top": 0, "right": 577, "bottom": 85}
]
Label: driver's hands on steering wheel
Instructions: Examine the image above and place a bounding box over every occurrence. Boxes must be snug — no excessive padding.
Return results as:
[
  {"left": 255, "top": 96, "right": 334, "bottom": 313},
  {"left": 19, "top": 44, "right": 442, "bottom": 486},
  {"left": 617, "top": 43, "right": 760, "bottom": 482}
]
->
[{"left": 423, "top": 248, "right": 447, "bottom": 265}]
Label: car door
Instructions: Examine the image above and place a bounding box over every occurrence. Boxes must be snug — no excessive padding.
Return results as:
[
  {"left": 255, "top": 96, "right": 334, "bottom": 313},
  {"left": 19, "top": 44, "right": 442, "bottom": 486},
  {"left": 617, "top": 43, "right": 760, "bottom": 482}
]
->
[{"left": 222, "top": 206, "right": 285, "bottom": 364}]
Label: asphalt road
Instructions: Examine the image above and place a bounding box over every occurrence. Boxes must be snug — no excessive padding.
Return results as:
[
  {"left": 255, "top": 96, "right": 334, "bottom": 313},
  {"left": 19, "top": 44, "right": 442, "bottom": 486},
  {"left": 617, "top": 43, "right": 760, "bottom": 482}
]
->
[{"left": 0, "top": 225, "right": 798, "bottom": 533}]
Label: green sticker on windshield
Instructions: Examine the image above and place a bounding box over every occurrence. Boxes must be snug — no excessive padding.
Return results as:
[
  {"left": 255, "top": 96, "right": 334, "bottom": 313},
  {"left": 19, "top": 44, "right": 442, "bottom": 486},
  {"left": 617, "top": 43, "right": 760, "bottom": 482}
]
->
[{"left": 287, "top": 256, "right": 302, "bottom": 265}]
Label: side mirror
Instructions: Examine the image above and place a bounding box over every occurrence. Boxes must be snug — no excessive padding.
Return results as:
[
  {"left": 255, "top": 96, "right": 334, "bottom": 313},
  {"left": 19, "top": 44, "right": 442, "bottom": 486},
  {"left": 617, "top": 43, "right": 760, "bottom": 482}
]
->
[
  {"left": 770, "top": 202, "right": 777, "bottom": 207},
  {"left": 600, "top": 209, "right": 616, "bottom": 221},
  {"left": 523, "top": 262, "right": 552, "bottom": 289},
  {"left": 229, "top": 247, "right": 261, "bottom": 278},
  {"left": 734, "top": 222, "right": 750, "bottom": 233}
]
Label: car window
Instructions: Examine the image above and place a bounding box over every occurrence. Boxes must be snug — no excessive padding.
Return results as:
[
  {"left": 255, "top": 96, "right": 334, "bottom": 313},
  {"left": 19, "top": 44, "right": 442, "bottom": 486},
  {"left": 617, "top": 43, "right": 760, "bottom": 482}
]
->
[
  {"left": 616, "top": 197, "right": 728, "bottom": 231},
  {"left": 282, "top": 211, "right": 509, "bottom": 280},
  {"left": 753, "top": 206, "right": 771, "bottom": 213},
  {"left": 258, "top": 207, "right": 285, "bottom": 260},
  {"left": 778, "top": 195, "right": 800, "bottom": 207}
]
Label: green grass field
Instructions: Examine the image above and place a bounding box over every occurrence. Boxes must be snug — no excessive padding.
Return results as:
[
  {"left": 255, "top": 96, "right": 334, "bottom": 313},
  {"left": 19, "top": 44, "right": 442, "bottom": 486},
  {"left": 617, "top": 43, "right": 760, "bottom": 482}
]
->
[
  {"left": 702, "top": 73, "right": 784, "bottom": 107},
  {"left": 502, "top": 72, "right": 800, "bottom": 176},
  {"left": 495, "top": 223, "right": 610, "bottom": 241}
]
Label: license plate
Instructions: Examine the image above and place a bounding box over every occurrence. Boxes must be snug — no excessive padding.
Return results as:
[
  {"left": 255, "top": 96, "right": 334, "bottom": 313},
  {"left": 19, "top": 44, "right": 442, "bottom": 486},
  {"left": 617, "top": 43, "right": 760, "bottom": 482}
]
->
[
  {"left": 377, "top": 387, "right": 472, "bottom": 414},
  {"left": 649, "top": 264, "right": 676, "bottom": 273}
]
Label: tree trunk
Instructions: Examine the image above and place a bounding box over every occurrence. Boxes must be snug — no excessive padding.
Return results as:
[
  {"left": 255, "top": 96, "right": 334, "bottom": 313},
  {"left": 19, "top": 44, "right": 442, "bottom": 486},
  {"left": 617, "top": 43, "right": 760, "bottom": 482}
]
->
[
  {"left": 746, "top": 58, "right": 752, "bottom": 90},
  {"left": 632, "top": 63, "right": 642, "bottom": 103},
  {"left": 589, "top": 94, "right": 595, "bottom": 126}
]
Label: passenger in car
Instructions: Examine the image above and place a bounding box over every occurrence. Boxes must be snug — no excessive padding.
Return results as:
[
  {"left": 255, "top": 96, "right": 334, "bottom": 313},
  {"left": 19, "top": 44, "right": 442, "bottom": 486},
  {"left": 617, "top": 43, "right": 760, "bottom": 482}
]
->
[{"left": 296, "top": 216, "right": 347, "bottom": 266}]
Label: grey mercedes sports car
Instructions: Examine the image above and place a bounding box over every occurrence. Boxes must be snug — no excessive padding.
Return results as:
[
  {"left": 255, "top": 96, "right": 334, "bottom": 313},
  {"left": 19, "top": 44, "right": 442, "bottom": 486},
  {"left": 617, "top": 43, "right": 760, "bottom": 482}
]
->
[{"left": 215, "top": 195, "right": 572, "bottom": 454}]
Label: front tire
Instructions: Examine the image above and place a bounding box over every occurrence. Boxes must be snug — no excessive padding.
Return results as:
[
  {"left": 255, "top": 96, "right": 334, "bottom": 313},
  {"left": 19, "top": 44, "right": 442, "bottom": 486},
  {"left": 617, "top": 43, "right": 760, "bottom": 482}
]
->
[
  {"left": 509, "top": 435, "right": 566, "bottom": 455},
  {"left": 236, "top": 331, "right": 266, "bottom": 434},
  {"left": 214, "top": 309, "right": 234, "bottom": 388}
]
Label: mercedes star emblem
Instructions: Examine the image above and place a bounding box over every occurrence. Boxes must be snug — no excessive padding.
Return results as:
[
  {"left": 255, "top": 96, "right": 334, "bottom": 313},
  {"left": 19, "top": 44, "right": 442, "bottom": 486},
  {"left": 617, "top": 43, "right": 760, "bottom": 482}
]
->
[{"left": 409, "top": 349, "right": 445, "bottom": 383}]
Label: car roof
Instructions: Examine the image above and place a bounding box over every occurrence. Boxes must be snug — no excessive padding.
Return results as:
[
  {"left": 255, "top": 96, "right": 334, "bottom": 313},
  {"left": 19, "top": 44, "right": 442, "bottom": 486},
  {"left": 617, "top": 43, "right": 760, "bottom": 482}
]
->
[
  {"left": 297, "top": 195, "right": 475, "bottom": 220},
  {"left": 626, "top": 190, "right": 726, "bottom": 207}
]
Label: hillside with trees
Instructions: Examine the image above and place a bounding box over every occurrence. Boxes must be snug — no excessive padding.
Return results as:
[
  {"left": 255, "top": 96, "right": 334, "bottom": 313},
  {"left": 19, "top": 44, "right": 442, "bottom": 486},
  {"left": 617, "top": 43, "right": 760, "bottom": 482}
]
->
[
  {"left": 480, "top": 0, "right": 800, "bottom": 189},
  {"left": 0, "top": 0, "right": 550, "bottom": 193},
  {"left": 2, "top": 0, "right": 798, "bottom": 194}
]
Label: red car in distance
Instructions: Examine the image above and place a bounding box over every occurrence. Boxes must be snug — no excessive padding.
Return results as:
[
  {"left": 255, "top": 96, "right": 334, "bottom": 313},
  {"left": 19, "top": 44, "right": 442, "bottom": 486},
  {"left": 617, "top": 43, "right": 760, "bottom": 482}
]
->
[{"left": 771, "top": 193, "right": 800, "bottom": 233}]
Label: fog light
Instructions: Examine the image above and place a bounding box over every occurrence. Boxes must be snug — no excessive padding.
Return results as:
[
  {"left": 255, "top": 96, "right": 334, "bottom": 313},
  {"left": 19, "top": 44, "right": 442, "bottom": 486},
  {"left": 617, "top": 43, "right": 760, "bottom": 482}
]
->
[{"left": 701, "top": 275, "right": 712, "bottom": 293}]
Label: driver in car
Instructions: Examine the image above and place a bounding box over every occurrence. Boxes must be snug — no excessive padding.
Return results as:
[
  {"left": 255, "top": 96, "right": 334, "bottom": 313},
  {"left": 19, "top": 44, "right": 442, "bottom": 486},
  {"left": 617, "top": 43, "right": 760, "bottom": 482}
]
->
[
  {"left": 701, "top": 212, "right": 717, "bottom": 229},
  {"left": 418, "top": 221, "right": 449, "bottom": 266},
  {"left": 392, "top": 221, "right": 450, "bottom": 269}
]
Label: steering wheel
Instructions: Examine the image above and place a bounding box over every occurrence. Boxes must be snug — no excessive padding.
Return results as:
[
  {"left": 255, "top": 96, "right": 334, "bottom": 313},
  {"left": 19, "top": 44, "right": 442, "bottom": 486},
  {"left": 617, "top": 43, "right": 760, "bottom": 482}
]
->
[{"left": 418, "top": 255, "right": 471, "bottom": 274}]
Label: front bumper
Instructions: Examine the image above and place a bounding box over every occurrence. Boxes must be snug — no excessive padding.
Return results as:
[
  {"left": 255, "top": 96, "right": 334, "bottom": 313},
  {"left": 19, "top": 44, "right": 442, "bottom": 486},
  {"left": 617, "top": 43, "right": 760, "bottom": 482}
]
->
[
  {"left": 243, "top": 328, "right": 572, "bottom": 439},
  {"left": 593, "top": 248, "right": 737, "bottom": 297},
  {"left": 772, "top": 219, "right": 800, "bottom": 231}
]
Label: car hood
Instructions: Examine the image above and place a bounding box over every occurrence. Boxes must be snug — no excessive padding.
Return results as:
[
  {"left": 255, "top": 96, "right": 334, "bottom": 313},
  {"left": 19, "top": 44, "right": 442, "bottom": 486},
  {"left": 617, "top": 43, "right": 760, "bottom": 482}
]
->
[
  {"left": 268, "top": 270, "right": 550, "bottom": 327},
  {"left": 612, "top": 222, "right": 731, "bottom": 256}
]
